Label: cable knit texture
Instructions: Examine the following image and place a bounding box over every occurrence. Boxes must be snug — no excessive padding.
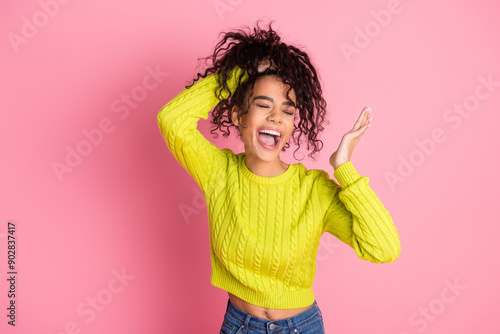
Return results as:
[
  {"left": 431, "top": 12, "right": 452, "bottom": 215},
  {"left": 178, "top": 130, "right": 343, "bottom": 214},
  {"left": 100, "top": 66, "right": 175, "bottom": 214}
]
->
[{"left": 157, "top": 67, "right": 401, "bottom": 309}]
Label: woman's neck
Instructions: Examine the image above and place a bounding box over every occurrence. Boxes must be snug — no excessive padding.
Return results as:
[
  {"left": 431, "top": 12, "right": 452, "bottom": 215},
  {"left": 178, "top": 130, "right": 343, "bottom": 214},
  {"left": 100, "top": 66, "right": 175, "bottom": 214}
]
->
[{"left": 243, "top": 154, "right": 289, "bottom": 178}]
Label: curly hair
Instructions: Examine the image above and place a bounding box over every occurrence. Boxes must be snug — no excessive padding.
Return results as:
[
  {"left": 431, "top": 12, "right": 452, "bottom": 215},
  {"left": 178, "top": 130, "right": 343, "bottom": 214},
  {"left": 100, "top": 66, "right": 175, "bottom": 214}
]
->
[{"left": 186, "top": 20, "right": 330, "bottom": 160}]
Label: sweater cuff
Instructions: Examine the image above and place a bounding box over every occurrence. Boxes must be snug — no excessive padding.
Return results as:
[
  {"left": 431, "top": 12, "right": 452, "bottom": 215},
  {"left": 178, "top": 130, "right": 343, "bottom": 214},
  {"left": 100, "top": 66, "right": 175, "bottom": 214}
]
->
[{"left": 333, "top": 161, "right": 362, "bottom": 189}]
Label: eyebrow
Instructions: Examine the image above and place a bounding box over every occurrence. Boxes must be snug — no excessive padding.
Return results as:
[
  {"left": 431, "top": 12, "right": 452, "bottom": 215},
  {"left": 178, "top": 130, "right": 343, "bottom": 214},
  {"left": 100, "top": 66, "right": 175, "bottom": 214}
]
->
[{"left": 252, "top": 95, "right": 296, "bottom": 108}]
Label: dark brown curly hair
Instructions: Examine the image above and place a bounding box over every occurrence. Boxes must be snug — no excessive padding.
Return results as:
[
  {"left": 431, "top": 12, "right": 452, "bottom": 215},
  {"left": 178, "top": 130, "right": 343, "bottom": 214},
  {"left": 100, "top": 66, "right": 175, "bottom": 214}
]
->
[{"left": 186, "top": 20, "right": 330, "bottom": 160}]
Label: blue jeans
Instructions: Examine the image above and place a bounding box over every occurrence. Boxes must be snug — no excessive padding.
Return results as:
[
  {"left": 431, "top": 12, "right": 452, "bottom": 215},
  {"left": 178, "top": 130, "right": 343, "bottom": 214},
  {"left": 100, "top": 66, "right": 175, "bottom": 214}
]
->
[{"left": 220, "top": 298, "right": 326, "bottom": 334}]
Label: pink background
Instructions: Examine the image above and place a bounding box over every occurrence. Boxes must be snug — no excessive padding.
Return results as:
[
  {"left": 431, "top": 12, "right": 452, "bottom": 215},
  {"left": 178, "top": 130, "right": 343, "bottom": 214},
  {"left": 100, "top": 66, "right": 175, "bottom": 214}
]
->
[{"left": 1, "top": 0, "right": 499, "bottom": 333}]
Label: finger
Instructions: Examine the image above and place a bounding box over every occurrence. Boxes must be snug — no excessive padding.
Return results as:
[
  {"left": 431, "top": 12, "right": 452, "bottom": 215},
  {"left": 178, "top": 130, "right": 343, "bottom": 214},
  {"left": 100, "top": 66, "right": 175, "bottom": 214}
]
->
[
  {"left": 359, "top": 123, "right": 370, "bottom": 134},
  {"left": 359, "top": 107, "right": 371, "bottom": 127},
  {"left": 363, "top": 107, "right": 371, "bottom": 124},
  {"left": 350, "top": 122, "right": 370, "bottom": 139},
  {"left": 351, "top": 111, "right": 365, "bottom": 130},
  {"left": 361, "top": 107, "right": 372, "bottom": 128},
  {"left": 352, "top": 107, "right": 371, "bottom": 131}
]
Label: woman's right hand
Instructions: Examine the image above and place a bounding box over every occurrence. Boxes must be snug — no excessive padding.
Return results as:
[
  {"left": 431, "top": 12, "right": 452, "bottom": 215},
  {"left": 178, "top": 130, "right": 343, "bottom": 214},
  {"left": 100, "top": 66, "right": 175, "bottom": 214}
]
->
[
  {"left": 247, "top": 57, "right": 277, "bottom": 75},
  {"left": 257, "top": 57, "right": 276, "bottom": 73}
]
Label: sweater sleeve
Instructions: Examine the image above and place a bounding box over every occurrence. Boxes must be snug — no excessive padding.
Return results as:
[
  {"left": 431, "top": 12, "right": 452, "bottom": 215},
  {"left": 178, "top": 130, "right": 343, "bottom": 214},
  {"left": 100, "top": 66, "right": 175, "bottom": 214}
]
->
[
  {"left": 321, "top": 161, "right": 401, "bottom": 263},
  {"left": 157, "top": 67, "right": 248, "bottom": 191}
]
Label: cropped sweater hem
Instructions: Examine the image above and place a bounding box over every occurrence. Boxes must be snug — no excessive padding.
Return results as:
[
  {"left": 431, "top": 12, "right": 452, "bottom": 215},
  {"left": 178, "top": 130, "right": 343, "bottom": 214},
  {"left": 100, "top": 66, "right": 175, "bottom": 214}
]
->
[{"left": 211, "top": 268, "right": 315, "bottom": 309}]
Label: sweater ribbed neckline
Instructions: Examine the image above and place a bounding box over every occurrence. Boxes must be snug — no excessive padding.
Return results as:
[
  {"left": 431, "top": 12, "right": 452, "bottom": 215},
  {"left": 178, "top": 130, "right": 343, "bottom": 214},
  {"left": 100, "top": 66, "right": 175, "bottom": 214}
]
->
[{"left": 239, "top": 153, "right": 297, "bottom": 185}]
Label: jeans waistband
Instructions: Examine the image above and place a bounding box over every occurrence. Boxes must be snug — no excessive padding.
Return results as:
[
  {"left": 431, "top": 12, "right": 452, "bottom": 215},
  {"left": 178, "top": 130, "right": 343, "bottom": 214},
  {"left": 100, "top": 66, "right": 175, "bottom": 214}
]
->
[{"left": 225, "top": 298, "right": 322, "bottom": 333}]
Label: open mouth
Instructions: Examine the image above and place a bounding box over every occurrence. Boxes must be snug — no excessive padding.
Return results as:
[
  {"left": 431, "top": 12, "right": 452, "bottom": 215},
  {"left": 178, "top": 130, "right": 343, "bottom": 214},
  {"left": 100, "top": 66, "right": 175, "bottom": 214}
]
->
[{"left": 257, "top": 129, "right": 282, "bottom": 149}]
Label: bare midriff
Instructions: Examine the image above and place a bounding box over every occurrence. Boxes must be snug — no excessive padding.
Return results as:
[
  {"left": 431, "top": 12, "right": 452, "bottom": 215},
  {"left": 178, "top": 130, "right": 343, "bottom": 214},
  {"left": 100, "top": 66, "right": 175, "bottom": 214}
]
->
[{"left": 227, "top": 292, "right": 314, "bottom": 321}]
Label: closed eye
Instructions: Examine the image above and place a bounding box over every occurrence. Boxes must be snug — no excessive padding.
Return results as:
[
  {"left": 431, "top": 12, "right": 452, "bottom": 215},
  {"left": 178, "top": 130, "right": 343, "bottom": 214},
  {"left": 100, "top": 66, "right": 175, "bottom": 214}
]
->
[{"left": 257, "top": 104, "right": 294, "bottom": 116}]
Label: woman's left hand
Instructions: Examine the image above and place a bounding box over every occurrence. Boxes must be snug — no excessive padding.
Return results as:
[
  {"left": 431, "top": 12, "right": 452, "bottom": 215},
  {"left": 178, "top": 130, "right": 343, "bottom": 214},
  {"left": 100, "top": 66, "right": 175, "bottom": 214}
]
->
[{"left": 329, "top": 107, "right": 372, "bottom": 170}]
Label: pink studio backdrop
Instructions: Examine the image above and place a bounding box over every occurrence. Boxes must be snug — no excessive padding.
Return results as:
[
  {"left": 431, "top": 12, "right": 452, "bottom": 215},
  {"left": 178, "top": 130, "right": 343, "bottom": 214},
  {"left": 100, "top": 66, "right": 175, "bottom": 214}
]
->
[{"left": 1, "top": 0, "right": 499, "bottom": 333}]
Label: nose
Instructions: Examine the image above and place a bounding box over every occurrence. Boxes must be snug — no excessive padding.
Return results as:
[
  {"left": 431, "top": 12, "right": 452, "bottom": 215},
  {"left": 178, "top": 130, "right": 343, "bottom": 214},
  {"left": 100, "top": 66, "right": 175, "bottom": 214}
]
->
[{"left": 267, "top": 106, "right": 283, "bottom": 123}]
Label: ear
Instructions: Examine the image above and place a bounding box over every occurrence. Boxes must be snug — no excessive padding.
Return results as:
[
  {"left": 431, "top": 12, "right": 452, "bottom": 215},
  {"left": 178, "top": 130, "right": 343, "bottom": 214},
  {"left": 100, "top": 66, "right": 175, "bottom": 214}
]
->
[{"left": 231, "top": 105, "right": 240, "bottom": 126}]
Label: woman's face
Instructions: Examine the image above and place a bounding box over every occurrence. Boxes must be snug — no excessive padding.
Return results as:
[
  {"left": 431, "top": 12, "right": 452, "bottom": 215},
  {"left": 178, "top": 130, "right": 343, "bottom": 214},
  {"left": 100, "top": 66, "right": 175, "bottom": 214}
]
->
[{"left": 231, "top": 75, "right": 297, "bottom": 163}]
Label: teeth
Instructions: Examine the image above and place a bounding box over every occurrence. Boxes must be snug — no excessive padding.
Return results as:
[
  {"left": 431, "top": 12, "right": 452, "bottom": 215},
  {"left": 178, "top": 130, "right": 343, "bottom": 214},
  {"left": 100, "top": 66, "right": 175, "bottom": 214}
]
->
[{"left": 258, "top": 129, "right": 281, "bottom": 137}]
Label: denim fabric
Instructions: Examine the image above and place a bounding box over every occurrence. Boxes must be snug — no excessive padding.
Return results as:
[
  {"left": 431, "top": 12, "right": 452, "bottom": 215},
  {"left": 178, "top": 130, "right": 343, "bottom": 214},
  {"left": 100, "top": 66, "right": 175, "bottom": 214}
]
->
[{"left": 220, "top": 298, "right": 325, "bottom": 334}]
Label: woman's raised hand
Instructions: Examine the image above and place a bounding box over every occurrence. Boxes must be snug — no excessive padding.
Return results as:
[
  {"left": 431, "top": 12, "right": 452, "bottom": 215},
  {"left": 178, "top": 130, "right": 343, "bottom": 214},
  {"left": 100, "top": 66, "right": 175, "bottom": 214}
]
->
[
  {"left": 257, "top": 57, "right": 276, "bottom": 73},
  {"left": 329, "top": 107, "right": 372, "bottom": 170}
]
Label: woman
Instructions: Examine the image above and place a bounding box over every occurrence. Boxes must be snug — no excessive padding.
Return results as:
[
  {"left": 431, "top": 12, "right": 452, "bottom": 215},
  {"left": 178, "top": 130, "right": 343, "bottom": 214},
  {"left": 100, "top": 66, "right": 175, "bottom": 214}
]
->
[{"left": 157, "top": 20, "right": 401, "bottom": 334}]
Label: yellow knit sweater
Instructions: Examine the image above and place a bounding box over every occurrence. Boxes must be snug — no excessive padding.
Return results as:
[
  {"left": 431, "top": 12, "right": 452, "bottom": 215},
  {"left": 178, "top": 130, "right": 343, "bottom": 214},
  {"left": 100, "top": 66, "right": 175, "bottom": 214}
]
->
[{"left": 157, "top": 67, "right": 401, "bottom": 309}]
